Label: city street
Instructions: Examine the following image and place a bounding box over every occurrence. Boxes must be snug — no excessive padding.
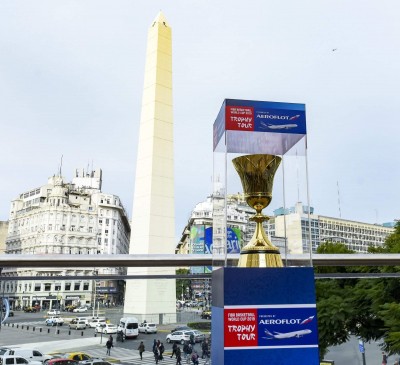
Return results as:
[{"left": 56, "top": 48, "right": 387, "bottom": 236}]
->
[{"left": 0, "top": 307, "right": 210, "bottom": 364}]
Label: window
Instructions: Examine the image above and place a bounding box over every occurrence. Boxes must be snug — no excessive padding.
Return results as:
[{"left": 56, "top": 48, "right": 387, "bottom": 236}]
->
[
  {"left": 48, "top": 224, "right": 53, "bottom": 231},
  {"left": 16, "top": 359, "right": 29, "bottom": 365},
  {"left": 44, "top": 283, "right": 51, "bottom": 291},
  {"left": 83, "top": 283, "right": 89, "bottom": 290},
  {"left": 55, "top": 284, "right": 61, "bottom": 291},
  {"left": 34, "top": 283, "right": 41, "bottom": 291},
  {"left": 65, "top": 283, "right": 71, "bottom": 291},
  {"left": 74, "top": 282, "right": 80, "bottom": 290},
  {"left": 88, "top": 227, "right": 93, "bottom": 233}
]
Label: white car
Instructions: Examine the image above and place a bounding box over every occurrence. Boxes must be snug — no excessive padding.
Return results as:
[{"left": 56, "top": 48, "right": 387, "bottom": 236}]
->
[
  {"left": 73, "top": 307, "right": 88, "bottom": 313},
  {"left": 138, "top": 323, "right": 158, "bottom": 334},
  {"left": 166, "top": 330, "right": 191, "bottom": 344},
  {"left": 45, "top": 316, "right": 64, "bottom": 326},
  {"left": 88, "top": 319, "right": 106, "bottom": 328},
  {"left": 0, "top": 356, "right": 42, "bottom": 365},
  {"left": 47, "top": 309, "right": 60, "bottom": 316},
  {"left": 95, "top": 323, "right": 118, "bottom": 334}
]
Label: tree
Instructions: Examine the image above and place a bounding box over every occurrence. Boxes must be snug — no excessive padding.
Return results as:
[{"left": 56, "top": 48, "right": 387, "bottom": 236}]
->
[{"left": 176, "top": 268, "right": 190, "bottom": 301}]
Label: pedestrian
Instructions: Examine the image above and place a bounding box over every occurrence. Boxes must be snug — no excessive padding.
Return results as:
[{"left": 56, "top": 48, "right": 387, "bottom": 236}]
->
[
  {"left": 171, "top": 342, "right": 178, "bottom": 358},
  {"left": 191, "top": 350, "right": 199, "bottom": 365},
  {"left": 383, "top": 352, "right": 388, "bottom": 365},
  {"left": 190, "top": 333, "right": 195, "bottom": 346},
  {"left": 138, "top": 341, "right": 145, "bottom": 360},
  {"left": 109, "top": 334, "right": 114, "bottom": 345},
  {"left": 106, "top": 338, "right": 113, "bottom": 356},
  {"left": 201, "top": 339, "right": 209, "bottom": 359},
  {"left": 176, "top": 346, "right": 182, "bottom": 365},
  {"left": 159, "top": 342, "right": 165, "bottom": 361},
  {"left": 153, "top": 340, "right": 160, "bottom": 364}
]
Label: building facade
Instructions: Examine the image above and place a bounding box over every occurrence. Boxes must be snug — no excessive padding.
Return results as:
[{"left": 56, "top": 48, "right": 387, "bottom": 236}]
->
[
  {"left": 177, "top": 194, "right": 286, "bottom": 300},
  {"left": 268, "top": 202, "right": 395, "bottom": 254},
  {"left": 2, "top": 168, "right": 130, "bottom": 309},
  {"left": 0, "top": 221, "right": 8, "bottom": 254}
]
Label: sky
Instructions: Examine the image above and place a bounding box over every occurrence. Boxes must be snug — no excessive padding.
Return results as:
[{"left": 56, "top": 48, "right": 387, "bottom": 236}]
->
[{"left": 0, "top": 0, "right": 399, "bottom": 240}]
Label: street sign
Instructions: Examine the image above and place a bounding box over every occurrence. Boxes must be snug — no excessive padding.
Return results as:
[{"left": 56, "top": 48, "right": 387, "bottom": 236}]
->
[{"left": 358, "top": 340, "right": 365, "bottom": 353}]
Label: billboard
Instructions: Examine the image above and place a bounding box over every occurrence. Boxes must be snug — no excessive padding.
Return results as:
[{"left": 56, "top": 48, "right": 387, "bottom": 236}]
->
[
  {"left": 212, "top": 267, "right": 319, "bottom": 365},
  {"left": 213, "top": 99, "right": 307, "bottom": 155}
]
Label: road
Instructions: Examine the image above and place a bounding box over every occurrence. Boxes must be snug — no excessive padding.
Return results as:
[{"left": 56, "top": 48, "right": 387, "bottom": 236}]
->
[{"left": 0, "top": 308, "right": 210, "bottom": 365}]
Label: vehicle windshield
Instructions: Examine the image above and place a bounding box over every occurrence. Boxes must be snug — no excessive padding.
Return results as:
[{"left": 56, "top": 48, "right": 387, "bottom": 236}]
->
[{"left": 127, "top": 323, "right": 138, "bottom": 329}]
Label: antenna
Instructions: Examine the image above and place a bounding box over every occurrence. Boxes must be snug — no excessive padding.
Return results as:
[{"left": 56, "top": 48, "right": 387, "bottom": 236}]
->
[
  {"left": 59, "top": 155, "right": 63, "bottom": 177},
  {"left": 337, "top": 181, "right": 341, "bottom": 218}
]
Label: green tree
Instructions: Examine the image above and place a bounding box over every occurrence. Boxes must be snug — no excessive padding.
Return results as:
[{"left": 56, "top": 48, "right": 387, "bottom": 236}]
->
[
  {"left": 315, "top": 241, "right": 356, "bottom": 358},
  {"left": 176, "top": 268, "right": 190, "bottom": 301}
]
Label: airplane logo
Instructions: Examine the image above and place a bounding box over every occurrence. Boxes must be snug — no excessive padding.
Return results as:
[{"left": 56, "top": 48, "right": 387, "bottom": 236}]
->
[
  {"left": 300, "top": 316, "right": 315, "bottom": 325},
  {"left": 263, "top": 328, "right": 312, "bottom": 340},
  {"left": 259, "top": 121, "right": 298, "bottom": 130},
  {"left": 289, "top": 114, "right": 301, "bottom": 121}
]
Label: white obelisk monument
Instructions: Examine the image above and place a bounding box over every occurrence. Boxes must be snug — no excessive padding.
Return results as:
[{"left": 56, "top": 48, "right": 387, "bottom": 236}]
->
[{"left": 123, "top": 12, "right": 176, "bottom": 322}]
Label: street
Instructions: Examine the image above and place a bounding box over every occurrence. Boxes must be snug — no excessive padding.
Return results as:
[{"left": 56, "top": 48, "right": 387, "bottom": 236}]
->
[{"left": 0, "top": 307, "right": 210, "bottom": 365}]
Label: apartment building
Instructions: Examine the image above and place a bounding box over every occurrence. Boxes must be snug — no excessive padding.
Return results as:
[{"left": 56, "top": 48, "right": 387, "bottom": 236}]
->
[{"left": 2, "top": 168, "right": 130, "bottom": 309}]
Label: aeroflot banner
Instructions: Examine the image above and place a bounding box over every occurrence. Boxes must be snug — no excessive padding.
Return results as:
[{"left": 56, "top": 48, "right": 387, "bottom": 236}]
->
[
  {"left": 213, "top": 99, "right": 307, "bottom": 154},
  {"left": 224, "top": 304, "right": 318, "bottom": 349}
]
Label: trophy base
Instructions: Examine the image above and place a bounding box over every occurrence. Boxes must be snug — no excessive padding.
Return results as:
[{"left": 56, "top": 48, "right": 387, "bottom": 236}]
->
[{"left": 238, "top": 247, "right": 283, "bottom": 268}]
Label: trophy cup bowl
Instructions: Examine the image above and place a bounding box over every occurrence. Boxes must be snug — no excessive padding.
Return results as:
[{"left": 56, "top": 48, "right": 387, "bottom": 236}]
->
[{"left": 232, "top": 154, "right": 283, "bottom": 268}]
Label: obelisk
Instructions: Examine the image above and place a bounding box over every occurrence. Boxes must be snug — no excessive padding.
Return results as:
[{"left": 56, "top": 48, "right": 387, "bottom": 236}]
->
[{"left": 124, "top": 12, "right": 176, "bottom": 322}]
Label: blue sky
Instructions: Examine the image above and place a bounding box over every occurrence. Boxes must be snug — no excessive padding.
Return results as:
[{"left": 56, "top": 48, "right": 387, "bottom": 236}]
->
[{"left": 0, "top": 0, "right": 399, "bottom": 238}]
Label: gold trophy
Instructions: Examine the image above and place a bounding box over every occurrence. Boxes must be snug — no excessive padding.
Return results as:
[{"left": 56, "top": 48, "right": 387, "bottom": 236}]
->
[{"left": 232, "top": 154, "right": 283, "bottom": 268}]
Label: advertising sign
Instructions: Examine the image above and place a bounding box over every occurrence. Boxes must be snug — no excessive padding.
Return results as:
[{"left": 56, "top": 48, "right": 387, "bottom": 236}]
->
[
  {"left": 212, "top": 267, "right": 319, "bottom": 365},
  {"left": 205, "top": 226, "right": 241, "bottom": 254},
  {"left": 224, "top": 305, "right": 318, "bottom": 349},
  {"left": 213, "top": 99, "right": 307, "bottom": 155}
]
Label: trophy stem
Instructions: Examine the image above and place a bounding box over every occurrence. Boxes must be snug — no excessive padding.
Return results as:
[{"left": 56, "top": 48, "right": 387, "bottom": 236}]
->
[{"left": 238, "top": 216, "right": 283, "bottom": 268}]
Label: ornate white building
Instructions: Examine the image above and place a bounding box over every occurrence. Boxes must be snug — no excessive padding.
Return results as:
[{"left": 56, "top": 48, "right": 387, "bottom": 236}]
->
[{"left": 2, "top": 168, "right": 130, "bottom": 309}]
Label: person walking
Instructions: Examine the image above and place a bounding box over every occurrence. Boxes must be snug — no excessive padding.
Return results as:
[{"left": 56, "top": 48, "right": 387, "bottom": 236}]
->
[
  {"left": 138, "top": 341, "right": 145, "bottom": 360},
  {"left": 201, "top": 340, "right": 209, "bottom": 359},
  {"left": 171, "top": 342, "right": 178, "bottom": 358},
  {"left": 382, "top": 352, "right": 388, "bottom": 365},
  {"left": 176, "top": 346, "right": 182, "bottom": 365},
  {"left": 159, "top": 342, "right": 165, "bottom": 361},
  {"left": 106, "top": 338, "right": 113, "bottom": 356},
  {"left": 191, "top": 350, "right": 199, "bottom": 365}
]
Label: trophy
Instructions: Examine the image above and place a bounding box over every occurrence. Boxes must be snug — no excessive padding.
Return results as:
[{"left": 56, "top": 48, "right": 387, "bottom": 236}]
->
[{"left": 232, "top": 154, "right": 283, "bottom": 268}]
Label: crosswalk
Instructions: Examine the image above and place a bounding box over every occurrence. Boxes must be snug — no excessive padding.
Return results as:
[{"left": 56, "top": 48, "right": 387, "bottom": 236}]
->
[{"left": 84, "top": 347, "right": 211, "bottom": 365}]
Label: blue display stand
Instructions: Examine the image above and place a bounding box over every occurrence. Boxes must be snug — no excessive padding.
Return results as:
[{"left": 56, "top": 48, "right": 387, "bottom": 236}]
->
[{"left": 211, "top": 267, "right": 320, "bottom": 365}]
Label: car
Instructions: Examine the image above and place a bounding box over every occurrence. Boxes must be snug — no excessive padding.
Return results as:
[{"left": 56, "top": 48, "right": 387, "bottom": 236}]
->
[
  {"left": 46, "top": 317, "right": 64, "bottom": 326},
  {"left": 1, "top": 350, "right": 52, "bottom": 363},
  {"left": 69, "top": 319, "right": 87, "bottom": 330},
  {"left": 187, "top": 330, "right": 206, "bottom": 343},
  {"left": 0, "top": 356, "right": 42, "bottom": 365},
  {"left": 45, "top": 360, "right": 78, "bottom": 365},
  {"left": 47, "top": 310, "right": 60, "bottom": 316},
  {"left": 52, "top": 353, "right": 101, "bottom": 363},
  {"left": 88, "top": 319, "right": 106, "bottom": 328},
  {"left": 72, "top": 307, "right": 88, "bottom": 313},
  {"left": 138, "top": 323, "right": 158, "bottom": 334},
  {"left": 201, "top": 310, "right": 211, "bottom": 320},
  {"left": 65, "top": 305, "right": 76, "bottom": 312},
  {"left": 166, "top": 330, "right": 191, "bottom": 344},
  {"left": 23, "top": 306, "right": 38, "bottom": 313},
  {"left": 95, "top": 323, "right": 118, "bottom": 334}
]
